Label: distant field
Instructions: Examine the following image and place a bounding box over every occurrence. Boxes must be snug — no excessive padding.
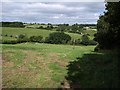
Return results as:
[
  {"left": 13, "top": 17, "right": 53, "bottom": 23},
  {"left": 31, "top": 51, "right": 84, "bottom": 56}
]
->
[
  {"left": 1, "top": 27, "right": 84, "bottom": 40},
  {"left": 2, "top": 43, "right": 95, "bottom": 88},
  {"left": 1, "top": 27, "right": 55, "bottom": 38},
  {"left": 1, "top": 27, "right": 96, "bottom": 41},
  {"left": 25, "top": 24, "right": 57, "bottom": 28}
]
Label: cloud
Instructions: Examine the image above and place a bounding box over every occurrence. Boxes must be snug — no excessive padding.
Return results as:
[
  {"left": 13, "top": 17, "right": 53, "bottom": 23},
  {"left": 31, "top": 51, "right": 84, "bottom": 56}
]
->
[
  {"left": 2, "top": 0, "right": 104, "bottom": 2},
  {"left": 1, "top": 2, "right": 105, "bottom": 24}
]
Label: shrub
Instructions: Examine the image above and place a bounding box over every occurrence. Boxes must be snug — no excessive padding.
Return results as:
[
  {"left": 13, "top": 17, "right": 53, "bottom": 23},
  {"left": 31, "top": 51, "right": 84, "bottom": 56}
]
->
[
  {"left": 44, "top": 37, "right": 49, "bottom": 43},
  {"left": 29, "top": 35, "right": 43, "bottom": 43},
  {"left": 47, "top": 32, "right": 71, "bottom": 44},
  {"left": 81, "top": 34, "right": 90, "bottom": 46},
  {"left": 37, "top": 26, "right": 44, "bottom": 29},
  {"left": 17, "top": 34, "right": 28, "bottom": 42},
  {"left": 75, "top": 39, "right": 81, "bottom": 45},
  {"left": 46, "top": 25, "right": 53, "bottom": 30},
  {"left": 68, "top": 39, "right": 75, "bottom": 45},
  {"left": 18, "top": 34, "right": 26, "bottom": 39}
]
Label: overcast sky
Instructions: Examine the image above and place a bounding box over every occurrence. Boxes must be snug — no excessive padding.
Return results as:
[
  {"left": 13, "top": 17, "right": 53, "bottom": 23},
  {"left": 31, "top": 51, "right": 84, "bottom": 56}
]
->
[{"left": 1, "top": 1, "right": 105, "bottom": 24}]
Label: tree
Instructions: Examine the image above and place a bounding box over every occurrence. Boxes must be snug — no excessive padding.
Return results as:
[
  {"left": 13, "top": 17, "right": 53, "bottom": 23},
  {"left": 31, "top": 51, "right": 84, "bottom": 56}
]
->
[
  {"left": 46, "top": 25, "right": 53, "bottom": 30},
  {"left": 56, "top": 25, "right": 66, "bottom": 32},
  {"left": 94, "top": 2, "right": 120, "bottom": 49},
  {"left": 81, "top": 34, "right": 90, "bottom": 46},
  {"left": 1, "top": 22, "right": 25, "bottom": 27},
  {"left": 17, "top": 34, "right": 28, "bottom": 43},
  {"left": 29, "top": 36, "right": 43, "bottom": 43},
  {"left": 46, "top": 32, "right": 71, "bottom": 44}
]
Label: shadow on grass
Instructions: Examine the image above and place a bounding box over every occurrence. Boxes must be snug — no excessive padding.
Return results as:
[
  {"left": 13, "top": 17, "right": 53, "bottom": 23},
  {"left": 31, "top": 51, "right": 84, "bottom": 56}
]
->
[{"left": 64, "top": 52, "right": 119, "bottom": 88}]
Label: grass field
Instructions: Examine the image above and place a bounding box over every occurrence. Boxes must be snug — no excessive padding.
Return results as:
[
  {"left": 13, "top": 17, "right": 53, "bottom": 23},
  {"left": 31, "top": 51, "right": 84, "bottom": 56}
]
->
[
  {"left": 2, "top": 43, "right": 95, "bottom": 88},
  {"left": 1, "top": 27, "right": 83, "bottom": 40},
  {"left": 25, "top": 24, "right": 51, "bottom": 28},
  {"left": 1, "top": 27, "right": 96, "bottom": 41},
  {"left": 1, "top": 27, "right": 117, "bottom": 88}
]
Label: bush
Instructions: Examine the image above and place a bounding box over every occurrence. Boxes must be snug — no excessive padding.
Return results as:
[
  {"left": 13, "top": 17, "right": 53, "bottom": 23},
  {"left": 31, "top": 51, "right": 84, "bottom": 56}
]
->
[
  {"left": 37, "top": 26, "right": 44, "bottom": 29},
  {"left": 44, "top": 37, "right": 49, "bottom": 43},
  {"left": 46, "top": 25, "right": 53, "bottom": 30},
  {"left": 75, "top": 39, "right": 81, "bottom": 45},
  {"left": 47, "top": 32, "right": 71, "bottom": 44},
  {"left": 68, "top": 39, "right": 75, "bottom": 45},
  {"left": 17, "top": 34, "right": 28, "bottom": 42},
  {"left": 18, "top": 34, "right": 26, "bottom": 39},
  {"left": 29, "top": 35, "right": 43, "bottom": 43},
  {"left": 68, "top": 39, "right": 81, "bottom": 45},
  {"left": 81, "top": 34, "right": 90, "bottom": 46}
]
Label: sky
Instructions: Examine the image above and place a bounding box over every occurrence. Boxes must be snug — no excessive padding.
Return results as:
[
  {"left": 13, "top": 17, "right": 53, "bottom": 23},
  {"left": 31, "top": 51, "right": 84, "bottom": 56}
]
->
[{"left": 1, "top": 0, "right": 105, "bottom": 24}]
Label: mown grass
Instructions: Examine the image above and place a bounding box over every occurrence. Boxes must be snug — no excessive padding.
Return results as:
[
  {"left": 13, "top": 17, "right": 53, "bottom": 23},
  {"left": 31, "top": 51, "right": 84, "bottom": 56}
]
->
[{"left": 2, "top": 43, "right": 95, "bottom": 88}]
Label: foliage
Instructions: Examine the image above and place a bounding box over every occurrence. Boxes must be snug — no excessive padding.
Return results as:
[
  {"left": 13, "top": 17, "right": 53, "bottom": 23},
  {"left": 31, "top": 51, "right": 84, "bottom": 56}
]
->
[
  {"left": 1, "top": 22, "right": 25, "bottom": 27},
  {"left": 46, "top": 32, "right": 71, "bottom": 44},
  {"left": 56, "top": 24, "right": 67, "bottom": 32},
  {"left": 37, "top": 26, "right": 44, "bottom": 29},
  {"left": 2, "top": 27, "right": 82, "bottom": 40},
  {"left": 29, "top": 35, "right": 43, "bottom": 43},
  {"left": 75, "top": 39, "right": 81, "bottom": 45},
  {"left": 94, "top": 2, "right": 120, "bottom": 49},
  {"left": 88, "top": 40, "right": 97, "bottom": 45},
  {"left": 81, "top": 34, "right": 90, "bottom": 46},
  {"left": 46, "top": 25, "right": 53, "bottom": 30},
  {"left": 66, "top": 52, "right": 119, "bottom": 88},
  {"left": 17, "top": 34, "right": 28, "bottom": 42}
]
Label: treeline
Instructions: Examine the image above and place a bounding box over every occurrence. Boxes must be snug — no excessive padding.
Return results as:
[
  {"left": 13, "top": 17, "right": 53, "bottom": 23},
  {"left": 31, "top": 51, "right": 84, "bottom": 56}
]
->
[
  {"left": 55, "top": 23, "right": 96, "bottom": 34},
  {"left": 37, "top": 23, "right": 96, "bottom": 34},
  {"left": 1, "top": 21, "right": 96, "bottom": 34},
  {"left": 1, "top": 32, "right": 97, "bottom": 45},
  {"left": 0, "top": 22, "right": 25, "bottom": 27},
  {"left": 26, "top": 23, "right": 96, "bottom": 34}
]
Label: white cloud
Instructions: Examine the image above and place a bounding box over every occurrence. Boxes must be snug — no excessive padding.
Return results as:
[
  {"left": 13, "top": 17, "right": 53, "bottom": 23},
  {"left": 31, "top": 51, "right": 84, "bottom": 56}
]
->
[
  {"left": 1, "top": 2, "right": 105, "bottom": 24},
  {"left": 2, "top": 0, "right": 104, "bottom": 2}
]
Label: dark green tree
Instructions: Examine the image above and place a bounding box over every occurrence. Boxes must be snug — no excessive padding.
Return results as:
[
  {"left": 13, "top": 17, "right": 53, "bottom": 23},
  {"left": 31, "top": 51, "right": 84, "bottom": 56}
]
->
[
  {"left": 94, "top": 2, "right": 120, "bottom": 49},
  {"left": 47, "top": 32, "right": 71, "bottom": 44},
  {"left": 81, "top": 34, "right": 90, "bottom": 46},
  {"left": 29, "top": 36, "right": 43, "bottom": 43},
  {"left": 17, "top": 34, "right": 28, "bottom": 42}
]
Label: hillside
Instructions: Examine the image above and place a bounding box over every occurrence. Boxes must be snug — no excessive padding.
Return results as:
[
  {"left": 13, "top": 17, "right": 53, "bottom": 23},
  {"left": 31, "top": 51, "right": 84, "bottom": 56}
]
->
[{"left": 1, "top": 27, "right": 96, "bottom": 41}]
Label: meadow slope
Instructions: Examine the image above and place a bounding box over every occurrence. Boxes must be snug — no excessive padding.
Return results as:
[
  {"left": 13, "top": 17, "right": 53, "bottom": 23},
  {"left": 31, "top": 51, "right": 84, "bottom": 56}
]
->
[
  {"left": 1, "top": 27, "right": 85, "bottom": 41},
  {"left": 2, "top": 43, "right": 95, "bottom": 88}
]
